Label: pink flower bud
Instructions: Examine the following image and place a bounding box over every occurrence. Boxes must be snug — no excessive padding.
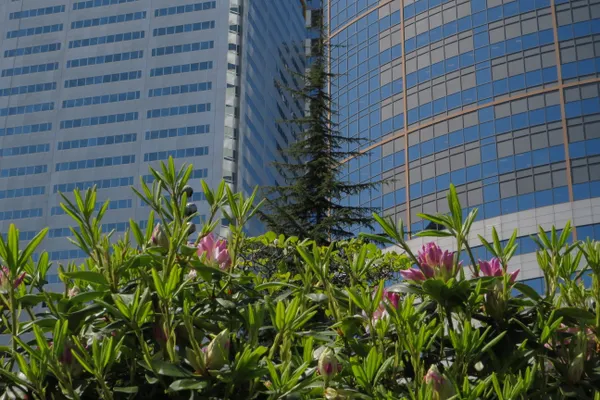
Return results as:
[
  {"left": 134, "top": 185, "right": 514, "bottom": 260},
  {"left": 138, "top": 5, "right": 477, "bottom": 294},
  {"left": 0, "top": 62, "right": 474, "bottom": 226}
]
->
[
  {"left": 204, "top": 329, "right": 230, "bottom": 370},
  {"left": 197, "top": 233, "right": 232, "bottom": 270},
  {"left": 424, "top": 365, "right": 455, "bottom": 400},
  {"left": 150, "top": 223, "right": 169, "bottom": 249},
  {"left": 318, "top": 348, "right": 340, "bottom": 380},
  {"left": 479, "top": 258, "right": 519, "bottom": 283},
  {"left": 68, "top": 286, "right": 80, "bottom": 298},
  {"left": 0, "top": 266, "right": 25, "bottom": 293}
]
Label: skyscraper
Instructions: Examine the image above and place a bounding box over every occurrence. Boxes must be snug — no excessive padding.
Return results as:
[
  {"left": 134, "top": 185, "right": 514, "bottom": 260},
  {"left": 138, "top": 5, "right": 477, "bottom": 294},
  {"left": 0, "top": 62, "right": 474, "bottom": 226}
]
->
[
  {"left": 327, "top": 0, "right": 600, "bottom": 290},
  {"left": 0, "top": 0, "right": 306, "bottom": 282}
]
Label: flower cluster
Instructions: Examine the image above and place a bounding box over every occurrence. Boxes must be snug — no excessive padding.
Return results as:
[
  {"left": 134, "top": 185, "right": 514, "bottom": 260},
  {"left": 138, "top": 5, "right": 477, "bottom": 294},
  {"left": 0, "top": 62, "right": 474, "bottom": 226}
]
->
[
  {"left": 400, "top": 242, "right": 458, "bottom": 282},
  {"left": 197, "top": 233, "right": 231, "bottom": 271}
]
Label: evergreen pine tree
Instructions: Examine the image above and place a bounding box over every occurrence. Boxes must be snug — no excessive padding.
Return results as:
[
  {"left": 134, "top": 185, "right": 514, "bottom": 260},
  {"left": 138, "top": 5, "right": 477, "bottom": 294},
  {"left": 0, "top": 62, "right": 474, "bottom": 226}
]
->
[{"left": 261, "top": 15, "right": 380, "bottom": 245}]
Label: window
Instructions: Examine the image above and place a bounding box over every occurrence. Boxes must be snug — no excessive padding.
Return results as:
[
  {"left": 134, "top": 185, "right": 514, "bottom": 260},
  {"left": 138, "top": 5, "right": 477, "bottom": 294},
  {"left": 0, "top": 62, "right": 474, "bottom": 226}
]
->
[
  {"left": 144, "top": 147, "right": 209, "bottom": 162},
  {"left": 67, "top": 51, "right": 143, "bottom": 68},
  {"left": 0, "top": 82, "right": 56, "bottom": 97},
  {"left": 145, "top": 125, "right": 210, "bottom": 140},
  {"left": 0, "top": 144, "right": 50, "bottom": 157},
  {"left": 4, "top": 43, "right": 61, "bottom": 57},
  {"left": 152, "top": 41, "right": 214, "bottom": 57},
  {"left": 0, "top": 123, "right": 52, "bottom": 137},
  {"left": 2, "top": 62, "right": 59, "bottom": 77},
  {"left": 64, "top": 71, "right": 142, "bottom": 88},
  {"left": 153, "top": 20, "right": 215, "bottom": 36},
  {"left": 0, "top": 165, "right": 47, "bottom": 178},
  {"left": 0, "top": 186, "right": 45, "bottom": 200},
  {"left": 10, "top": 5, "right": 65, "bottom": 19},
  {"left": 155, "top": 1, "right": 216, "bottom": 17},
  {"left": 146, "top": 103, "right": 211, "bottom": 119},
  {"left": 6, "top": 24, "right": 63, "bottom": 39},
  {"left": 0, "top": 208, "right": 43, "bottom": 220},
  {"left": 54, "top": 177, "right": 133, "bottom": 193},
  {"left": 74, "top": 0, "right": 138, "bottom": 10},
  {"left": 56, "top": 155, "right": 136, "bottom": 171},
  {"left": 0, "top": 102, "right": 54, "bottom": 117},
  {"left": 58, "top": 133, "right": 137, "bottom": 150},
  {"left": 71, "top": 12, "right": 146, "bottom": 29},
  {"left": 150, "top": 61, "right": 212, "bottom": 77},
  {"left": 69, "top": 31, "right": 145, "bottom": 48},
  {"left": 148, "top": 82, "right": 211, "bottom": 97},
  {"left": 60, "top": 112, "right": 139, "bottom": 129},
  {"left": 62, "top": 91, "right": 140, "bottom": 109}
]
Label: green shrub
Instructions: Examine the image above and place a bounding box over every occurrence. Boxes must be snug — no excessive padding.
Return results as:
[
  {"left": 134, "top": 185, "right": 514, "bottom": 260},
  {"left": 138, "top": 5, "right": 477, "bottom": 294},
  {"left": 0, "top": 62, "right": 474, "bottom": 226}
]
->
[{"left": 0, "top": 158, "right": 599, "bottom": 399}]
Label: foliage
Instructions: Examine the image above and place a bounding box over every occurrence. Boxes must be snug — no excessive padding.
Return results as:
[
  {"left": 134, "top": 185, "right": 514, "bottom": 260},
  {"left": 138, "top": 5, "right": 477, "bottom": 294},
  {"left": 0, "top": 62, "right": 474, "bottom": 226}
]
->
[
  {"left": 1, "top": 158, "right": 600, "bottom": 399},
  {"left": 261, "top": 16, "right": 379, "bottom": 245}
]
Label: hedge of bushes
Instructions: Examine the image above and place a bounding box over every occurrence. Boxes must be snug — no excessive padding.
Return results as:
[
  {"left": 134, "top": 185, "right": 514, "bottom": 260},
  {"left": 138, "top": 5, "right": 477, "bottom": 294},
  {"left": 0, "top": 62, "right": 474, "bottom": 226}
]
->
[{"left": 1, "top": 159, "right": 599, "bottom": 399}]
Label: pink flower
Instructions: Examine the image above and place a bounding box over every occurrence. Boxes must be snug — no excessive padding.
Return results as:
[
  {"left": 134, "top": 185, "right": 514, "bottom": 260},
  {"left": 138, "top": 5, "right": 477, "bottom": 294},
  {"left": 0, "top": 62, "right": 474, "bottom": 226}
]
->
[
  {"left": 318, "top": 348, "right": 341, "bottom": 380},
  {"left": 371, "top": 289, "right": 401, "bottom": 323},
  {"left": 401, "top": 243, "right": 459, "bottom": 283},
  {"left": 479, "top": 258, "right": 519, "bottom": 283},
  {"left": 197, "top": 233, "right": 231, "bottom": 270},
  {"left": 0, "top": 266, "right": 25, "bottom": 292}
]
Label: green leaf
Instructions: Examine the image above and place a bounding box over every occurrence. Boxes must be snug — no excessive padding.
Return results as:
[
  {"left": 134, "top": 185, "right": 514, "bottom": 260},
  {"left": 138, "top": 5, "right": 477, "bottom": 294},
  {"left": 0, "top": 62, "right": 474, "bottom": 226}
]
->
[
  {"left": 168, "top": 379, "right": 208, "bottom": 392},
  {"left": 63, "top": 271, "right": 108, "bottom": 286},
  {"left": 555, "top": 307, "right": 596, "bottom": 323},
  {"left": 513, "top": 283, "right": 542, "bottom": 302},
  {"left": 480, "top": 331, "right": 506, "bottom": 354},
  {"left": 414, "top": 230, "right": 453, "bottom": 238},
  {"left": 113, "top": 387, "right": 139, "bottom": 394},
  {"left": 146, "top": 360, "right": 194, "bottom": 377}
]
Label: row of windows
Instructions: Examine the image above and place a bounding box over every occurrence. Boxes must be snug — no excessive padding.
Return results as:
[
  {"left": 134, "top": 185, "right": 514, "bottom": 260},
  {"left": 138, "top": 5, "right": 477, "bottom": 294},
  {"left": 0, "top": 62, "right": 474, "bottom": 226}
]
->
[
  {"left": 62, "top": 91, "right": 140, "bottom": 109},
  {"left": 0, "top": 165, "right": 47, "bottom": 178},
  {"left": 58, "top": 133, "right": 137, "bottom": 150},
  {"left": 60, "top": 112, "right": 138, "bottom": 129},
  {"left": 402, "top": 0, "right": 454, "bottom": 21},
  {"left": 139, "top": 192, "right": 206, "bottom": 207},
  {"left": 6, "top": 23, "right": 63, "bottom": 39},
  {"left": 403, "top": 30, "right": 554, "bottom": 91},
  {"left": 154, "top": 1, "right": 216, "bottom": 17},
  {"left": 0, "top": 208, "right": 43, "bottom": 221},
  {"left": 148, "top": 82, "right": 211, "bottom": 98},
  {"left": 71, "top": 11, "right": 147, "bottom": 29},
  {"left": 56, "top": 155, "right": 135, "bottom": 172},
  {"left": 73, "top": 0, "right": 138, "bottom": 10},
  {"left": 54, "top": 176, "right": 133, "bottom": 193},
  {"left": 64, "top": 71, "right": 142, "bottom": 88},
  {"left": 565, "top": 97, "right": 600, "bottom": 119},
  {"left": 570, "top": 138, "right": 600, "bottom": 160},
  {"left": 408, "top": 113, "right": 562, "bottom": 166},
  {"left": 329, "top": 0, "right": 380, "bottom": 31},
  {"left": 0, "top": 82, "right": 56, "bottom": 97},
  {"left": 143, "top": 147, "right": 209, "bottom": 162},
  {"left": 407, "top": 66, "right": 558, "bottom": 125},
  {"left": 146, "top": 103, "right": 211, "bottom": 119},
  {"left": 152, "top": 20, "right": 215, "bottom": 37},
  {"left": 68, "top": 31, "right": 145, "bottom": 49},
  {"left": 67, "top": 50, "right": 143, "bottom": 69},
  {"left": 144, "top": 125, "right": 210, "bottom": 140},
  {"left": 562, "top": 57, "right": 600, "bottom": 81},
  {"left": 1, "top": 62, "right": 59, "bottom": 77},
  {"left": 143, "top": 168, "right": 208, "bottom": 183},
  {"left": 49, "top": 249, "right": 88, "bottom": 261},
  {"left": 151, "top": 40, "right": 214, "bottom": 57},
  {"left": 10, "top": 5, "right": 65, "bottom": 19},
  {"left": 0, "top": 144, "right": 49, "bottom": 157},
  {"left": 0, "top": 123, "right": 52, "bottom": 137},
  {"left": 0, "top": 186, "right": 45, "bottom": 200},
  {"left": 557, "top": 18, "right": 600, "bottom": 42},
  {"left": 149, "top": 61, "right": 212, "bottom": 77},
  {"left": 4, "top": 42, "right": 61, "bottom": 57},
  {"left": 0, "top": 102, "right": 54, "bottom": 117},
  {"left": 51, "top": 199, "right": 132, "bottom": 216}
]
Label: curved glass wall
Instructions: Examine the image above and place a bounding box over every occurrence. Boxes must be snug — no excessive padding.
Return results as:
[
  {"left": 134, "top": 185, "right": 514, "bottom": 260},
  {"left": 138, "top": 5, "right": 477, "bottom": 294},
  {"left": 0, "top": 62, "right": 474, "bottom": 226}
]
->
[{"left": 327, "top": 0, "right": 600, "bottom": 279}]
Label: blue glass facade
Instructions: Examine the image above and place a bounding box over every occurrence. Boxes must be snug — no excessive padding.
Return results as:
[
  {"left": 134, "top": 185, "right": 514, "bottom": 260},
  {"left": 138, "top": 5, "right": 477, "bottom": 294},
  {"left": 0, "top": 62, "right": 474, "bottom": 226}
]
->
[{"left": 327, "top": 0, "right": 600, "bottom": 281}]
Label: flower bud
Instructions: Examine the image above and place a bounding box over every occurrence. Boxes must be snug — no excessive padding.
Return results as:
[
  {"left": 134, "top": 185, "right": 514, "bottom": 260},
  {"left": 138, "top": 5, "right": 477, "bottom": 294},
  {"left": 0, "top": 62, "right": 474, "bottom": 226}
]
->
[
  {"left": 150, "top": 223, "right": 169, "bottom": 249},
  {"left": 325, "top": 388, "right": 347, "bottom": 400},
  {"left": 204, "top": 329, "right": 230, "bottom": 370},
  {"left": 0, "top": 266, "right": 25, "bottom": 293},
  {"left": 182, "top": 185, "right": 194, "bottom": 198},
  {"left": 424, "top": 365, "right": 455, "bottom": 400},
  {"left": 318, "top": 348, "right": 340, "bottom": 380},
  {"left": 185, "top": 203, "right": 198, "bottom": 217},
  {"left": 68, "top": 286, "right": 80, "bottom": 298},
  {"left": 186, "top": 222, "right": 197, "bottom": 236}
]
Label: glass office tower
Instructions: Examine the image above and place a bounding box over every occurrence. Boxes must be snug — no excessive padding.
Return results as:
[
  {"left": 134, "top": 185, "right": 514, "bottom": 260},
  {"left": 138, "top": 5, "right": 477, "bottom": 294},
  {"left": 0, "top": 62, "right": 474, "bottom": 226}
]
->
[
  {"left": 0, "top": 0, "right": 306, "bottom": 284},
  {"left": 327, "top": 0, "right": 600, "bottom": 290}
]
